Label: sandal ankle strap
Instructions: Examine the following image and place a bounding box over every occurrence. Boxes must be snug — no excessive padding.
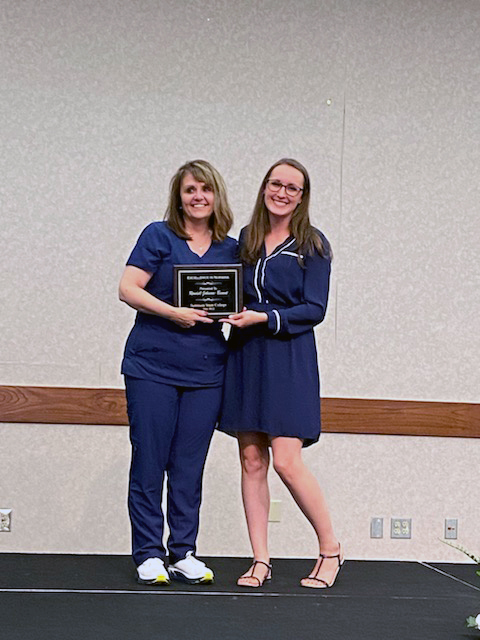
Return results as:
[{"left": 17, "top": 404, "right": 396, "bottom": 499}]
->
[{"left": 319, "top": 543, "right": 343, "bottom": 562}]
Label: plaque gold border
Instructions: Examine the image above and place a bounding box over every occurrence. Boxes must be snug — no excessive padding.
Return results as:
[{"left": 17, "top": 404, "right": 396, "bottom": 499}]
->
[{"left": 173, "top": 264, "right": 243, "bottom": 318}]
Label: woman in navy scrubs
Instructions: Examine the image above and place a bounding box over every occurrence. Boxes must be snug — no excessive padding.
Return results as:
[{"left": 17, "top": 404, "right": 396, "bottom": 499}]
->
[
  {"left": 219, "top": 159, "right": 342, "bottom": 589},
  {"left": 119, "top": 160, "right": 236, "bottom": 585}
]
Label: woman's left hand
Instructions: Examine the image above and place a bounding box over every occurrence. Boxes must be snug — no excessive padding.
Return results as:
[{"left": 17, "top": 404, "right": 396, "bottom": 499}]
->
[{"left": 219, "top": 309, "right": 268, "bottom": 328}]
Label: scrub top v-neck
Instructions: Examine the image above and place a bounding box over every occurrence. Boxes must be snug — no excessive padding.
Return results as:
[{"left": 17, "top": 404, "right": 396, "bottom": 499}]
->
[{"left": 121, "top": 221, "right": 238, "bottom": 387}]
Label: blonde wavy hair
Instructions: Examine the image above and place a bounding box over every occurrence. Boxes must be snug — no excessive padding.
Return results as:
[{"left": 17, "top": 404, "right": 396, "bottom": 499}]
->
[{"left": 165, "top": 159, "right": 233, "bottom": 243}]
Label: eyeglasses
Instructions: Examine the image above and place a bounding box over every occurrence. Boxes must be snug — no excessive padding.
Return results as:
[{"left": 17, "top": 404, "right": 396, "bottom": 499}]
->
[{"left": 266, "top": 179, "right": 303, "bottom": 197}]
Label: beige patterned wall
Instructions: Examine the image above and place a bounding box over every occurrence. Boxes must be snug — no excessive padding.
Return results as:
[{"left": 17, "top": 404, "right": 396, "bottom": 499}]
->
[{"left": 1, "top": 0, "right": 479, "bottom": 560}]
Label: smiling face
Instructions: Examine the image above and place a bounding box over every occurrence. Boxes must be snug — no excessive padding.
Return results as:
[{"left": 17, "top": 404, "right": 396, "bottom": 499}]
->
[
  {"left": 180, "top": 172, "right": 215, "bottom": 223},
  {"left": 264, "top": 164, "right": 304, "bottom": 221}
]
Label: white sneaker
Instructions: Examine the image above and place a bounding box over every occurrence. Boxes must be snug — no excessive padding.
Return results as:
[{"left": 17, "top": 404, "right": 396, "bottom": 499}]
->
[
  {"left": 137, "top": 557, "right": 170, "bottom": 585},
  {"left": 168, "top": 551, "right": 214, "bottom": 584}
]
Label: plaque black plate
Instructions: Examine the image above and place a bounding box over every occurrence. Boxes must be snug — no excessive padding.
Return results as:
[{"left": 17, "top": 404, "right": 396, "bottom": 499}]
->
[{"left": 173, "top": 264, "right": 243, "bottom": 318}]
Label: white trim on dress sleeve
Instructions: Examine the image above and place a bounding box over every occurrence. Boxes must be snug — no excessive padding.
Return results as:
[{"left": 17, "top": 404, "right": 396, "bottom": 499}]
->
[{"left": 272, "top": 309, "right": 281, "bottom": 335}]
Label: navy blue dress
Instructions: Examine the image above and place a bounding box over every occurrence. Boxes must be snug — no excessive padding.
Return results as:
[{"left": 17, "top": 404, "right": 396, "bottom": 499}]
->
[
  {"left": 219, "top": 228, "right": 331, "bottom": 447},
  {"left": 121, "top": 221, "right": 238, "bottom": 387}
]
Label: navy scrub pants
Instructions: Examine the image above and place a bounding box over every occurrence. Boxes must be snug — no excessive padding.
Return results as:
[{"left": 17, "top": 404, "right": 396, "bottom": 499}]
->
[{"left": 125, "top": 376, "right": 222, "bottom": 566}]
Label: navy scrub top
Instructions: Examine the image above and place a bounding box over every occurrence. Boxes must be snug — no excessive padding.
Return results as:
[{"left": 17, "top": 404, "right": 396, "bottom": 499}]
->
[{"left": 121, "top": 221, "right": 238, "bottom": 388}]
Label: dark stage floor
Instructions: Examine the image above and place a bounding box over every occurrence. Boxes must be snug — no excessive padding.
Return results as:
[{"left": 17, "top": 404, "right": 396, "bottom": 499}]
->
[{"left": 0, "top": 554, "right": 478, "bottom": 640}]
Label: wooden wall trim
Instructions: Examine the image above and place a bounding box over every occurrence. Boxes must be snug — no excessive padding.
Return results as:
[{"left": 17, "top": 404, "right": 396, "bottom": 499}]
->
[
  {"left": 0, "top": 386, "right": 126, "bottom": 426},
  {"left": 0, "top": 385, "right": 478, "bottom": 438},
  {"left": 321, "top": 397, "right": 479, "bottom": 438}
]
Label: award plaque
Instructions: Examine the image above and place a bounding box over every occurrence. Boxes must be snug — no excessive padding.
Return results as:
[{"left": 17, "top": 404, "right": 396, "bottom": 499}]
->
[{"left": 173, "top": 264, "right": 243, "bottom": 318}]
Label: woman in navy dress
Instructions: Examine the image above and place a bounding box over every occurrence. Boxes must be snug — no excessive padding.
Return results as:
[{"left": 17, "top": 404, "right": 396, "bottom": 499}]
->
[
  {"left": 219, "top": 158, "right": 343, "bottom": 589},
  {"left": 119, "top": 160, "right": 237, "bottom": 585}
]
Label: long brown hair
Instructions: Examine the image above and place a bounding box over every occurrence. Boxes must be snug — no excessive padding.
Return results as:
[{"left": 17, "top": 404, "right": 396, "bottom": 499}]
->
[
  {"left": 165, "top": 159, "right": 233, "bottom": 243},
  {"left": 240, "top": 158, "right": 330, "bottom": 265}
]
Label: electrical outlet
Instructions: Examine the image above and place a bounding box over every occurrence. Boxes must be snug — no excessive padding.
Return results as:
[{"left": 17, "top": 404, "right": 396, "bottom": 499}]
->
[
  {"left": 445, "top": 518, "right": 458, "bottom": 539},
  {"left": 370, "top": 517, "right": 383, "bottom": 538},
  {"left": 391, "top": 518, "right": 411, "bottom": 539},
  {"left": 268, "top": 500, "right": 281, "bottom": 522},
  {"left": 0, "top": 509, "right": 12, "bottom": 532}
]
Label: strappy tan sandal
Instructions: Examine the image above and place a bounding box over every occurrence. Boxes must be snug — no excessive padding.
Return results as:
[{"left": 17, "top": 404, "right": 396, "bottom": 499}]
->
[
  {"left": 300, "top": 544, "right": 344, "bottom": 589},
  {"left": 237, "top": 560, "right": 272, "bottom": 588}
]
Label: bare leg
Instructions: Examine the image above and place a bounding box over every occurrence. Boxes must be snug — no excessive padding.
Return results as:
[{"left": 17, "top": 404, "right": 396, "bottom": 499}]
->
[
  {"left": 271, "top": 436, "right": 342, "bottom": 587},
  {"left": 237, "top": 432, "right": 271, "bottom": 586}
]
